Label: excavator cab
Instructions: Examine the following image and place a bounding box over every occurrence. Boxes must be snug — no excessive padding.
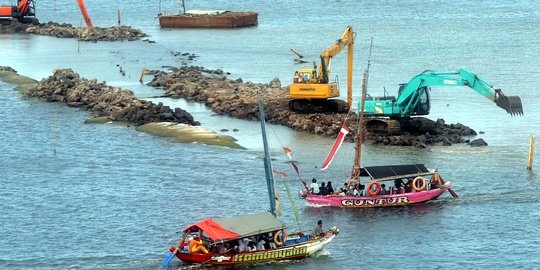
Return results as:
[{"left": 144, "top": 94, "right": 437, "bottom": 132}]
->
[
  {"left": 397, "top": 84, "right": 431, "bottom": 116},
  {"left": 289, "top": 26, "right": 354, "bottom": 113},
  {"left": 0, "top": 0, "right": 38, "bottom": 24},
  {"left": 293, "top": 69, "right": 317, "bottom": 84}
]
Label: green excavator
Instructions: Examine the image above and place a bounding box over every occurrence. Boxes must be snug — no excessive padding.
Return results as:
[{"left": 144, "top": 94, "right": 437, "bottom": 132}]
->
[{"left": 361, "top": 68, "right": 523, "bottom": 134}]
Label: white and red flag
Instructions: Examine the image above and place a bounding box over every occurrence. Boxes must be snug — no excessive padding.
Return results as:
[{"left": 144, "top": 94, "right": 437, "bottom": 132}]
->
[
  {"left": 320, "top": 124, "right": 349, "bottom": 170},
  {"left": 283, "top": 147, "right": 293, "bottom": 159}
]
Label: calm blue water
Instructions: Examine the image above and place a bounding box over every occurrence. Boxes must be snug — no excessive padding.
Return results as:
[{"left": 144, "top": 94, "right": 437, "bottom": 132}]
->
[{"left": 1, "top": 0, "right": 539, "bottom": 269}]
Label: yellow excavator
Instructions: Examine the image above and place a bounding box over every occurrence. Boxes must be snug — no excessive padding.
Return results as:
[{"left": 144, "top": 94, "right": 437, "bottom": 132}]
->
[{"left": 289, "top": 26, "right": 355, "bottom": 113}]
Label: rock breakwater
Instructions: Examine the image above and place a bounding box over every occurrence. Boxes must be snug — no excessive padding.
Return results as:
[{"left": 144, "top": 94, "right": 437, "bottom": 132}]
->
[
  {"left": 0, "top": 20, "right": 146, "bottom": 41},
  {"left": 26, "top": 68, "right": 198, "bottom": 126},
  {"left": 147, "top": 66, "right": 482, "bottom": 147}
]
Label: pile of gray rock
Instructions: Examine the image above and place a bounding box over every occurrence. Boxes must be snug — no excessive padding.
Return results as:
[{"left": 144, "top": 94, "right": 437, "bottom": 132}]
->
[
  {"left": 147, "top": 66, "right": 484, "bottom": 147},
  {"left": 0, "top": 20, "right": 146, "bottom": 41},
  {"left": 27, "top": 68, "right": 198, "bottom": 126}
]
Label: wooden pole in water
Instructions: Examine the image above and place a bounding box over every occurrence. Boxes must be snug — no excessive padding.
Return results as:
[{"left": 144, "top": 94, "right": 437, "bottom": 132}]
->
[
  {"left": 117, "top": 7, "right": 121, "bottom": 25},
  {"left": 139, "top": 67, "right": 146, "bottom": 83},
  {"left": 290, "top": 48, "right": 304, "bottom": 58},
  {"left": 527, "top": 135, "right": 535, "bottom": 170}
]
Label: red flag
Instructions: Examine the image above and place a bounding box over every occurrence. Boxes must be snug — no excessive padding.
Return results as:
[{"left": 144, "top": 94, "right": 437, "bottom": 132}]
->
[
  {"left": 321, "top": 124, "right": 349, "bottom": 170},
  {"left": 283, "top": 147, "right": 293, "bottom": 159},
  {"left": 280, "top": 172, "right": 287, "bottom": 177},
  {"left": 291, "top": 162, "right": 309, "bottom": 190}
]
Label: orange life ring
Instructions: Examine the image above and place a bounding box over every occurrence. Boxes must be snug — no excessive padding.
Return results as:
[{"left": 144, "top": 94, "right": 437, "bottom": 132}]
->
[
  {"left": 413, "top": 176, "right": 427, "bottom": 191},
  {"left": 367, "top": 181, "right": 381, "bottom": 196},
  {"left": 274, "top": 230, "right": 288, "bottom": 247}
]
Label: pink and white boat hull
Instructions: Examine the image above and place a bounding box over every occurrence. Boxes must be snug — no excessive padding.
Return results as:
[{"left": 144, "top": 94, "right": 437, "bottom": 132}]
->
[{"left": 300, "top": 182, "right": 453, "bottom": 208}]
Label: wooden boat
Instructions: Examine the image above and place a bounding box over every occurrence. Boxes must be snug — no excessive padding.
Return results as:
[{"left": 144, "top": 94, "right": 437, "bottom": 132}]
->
[
  {"left": 161, "top": 95, "right": 338, "bottom": 268},
  {"left": 158, "top": 10, "right": 258, "bottom": 28},
  {"left": 297, "top": 52, "right": 458, "bottom": 208},
  {"left": 299, "top": 164, "right": 456, "bottom": 208},
  {"left": 166, "top": 212, "right": 338, "bottom": 265}
]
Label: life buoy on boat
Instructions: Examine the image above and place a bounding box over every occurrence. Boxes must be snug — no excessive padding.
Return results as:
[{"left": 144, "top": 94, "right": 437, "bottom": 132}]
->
[
  {"left": 367, "top": 181, "right": 381, "bottom": 196},
  {"left": 413, "top": 176, "right": 427, "bottom": 191},
  {"left": 274, "top": 230, "right": 288, "bottom": 247}
]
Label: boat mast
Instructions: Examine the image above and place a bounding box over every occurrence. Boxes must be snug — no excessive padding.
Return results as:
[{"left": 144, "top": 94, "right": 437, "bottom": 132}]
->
[
  {"left": 351, "top": 37, "right": 372, "bottom": 179},
  {"left": 258, "top": 94, "right": 277, "bottom": 216}
]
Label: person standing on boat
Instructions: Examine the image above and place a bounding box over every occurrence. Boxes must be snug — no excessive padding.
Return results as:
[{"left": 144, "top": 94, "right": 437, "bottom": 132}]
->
[
  {"left": 312, "top": 220, "right": 324, "bottom": 238},
  {"left": 310, "top": 178, "right": 320, "bottom": 194},
  {"left": 188, "top": 234, "right": 209, "bottom": 254}
]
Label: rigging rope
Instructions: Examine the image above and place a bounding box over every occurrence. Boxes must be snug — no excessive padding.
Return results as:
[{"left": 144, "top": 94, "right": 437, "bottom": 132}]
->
[{"left": 269, "top": 125, "right": 301, "bottom": 227}]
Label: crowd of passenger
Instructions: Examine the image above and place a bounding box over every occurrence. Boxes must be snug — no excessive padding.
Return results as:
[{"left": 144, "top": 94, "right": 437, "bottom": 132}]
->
[
  {"left": 185, "top": 220, "right": 331, "bottom": 255},
  {"left": 309, "top": 175, "right": 440, "bottom": 197},
  {"left": 185, "top": 229, "right": 289, "bottom": 255}
]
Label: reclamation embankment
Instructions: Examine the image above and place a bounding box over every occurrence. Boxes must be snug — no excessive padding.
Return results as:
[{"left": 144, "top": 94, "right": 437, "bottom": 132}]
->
[
  {"left": 146, "top": 66, "right": 487, "bottom": 148},
  {"left": 0, "top": 20, "right": 147, "bottom": 41},
  {"left": 0, "top": 67, "right": 243, "bottom": 149}
]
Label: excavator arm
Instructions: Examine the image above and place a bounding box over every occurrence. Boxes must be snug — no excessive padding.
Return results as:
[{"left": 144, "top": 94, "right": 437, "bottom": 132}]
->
[
  {"left": 18, "top": 0, "right": 30, "bottom": 15},
  {"left": 289, "top": 26, "right": 354, "bottom": 113},
  {"left": 364, "top": 68, "right": 523, "bottom": 118},
  {"left": 395, "top": 68, "right": 523, "bottom": 116},
  {"left": 318, "top": 26, "right": 354, "bottom": 83},
  {"left": 361, "top": 68, "right": 523, "bottom": 136}
]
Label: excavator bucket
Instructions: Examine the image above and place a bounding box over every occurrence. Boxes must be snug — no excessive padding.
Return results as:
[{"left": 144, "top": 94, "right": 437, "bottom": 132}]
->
[{"left": 495, "top": 96, "right": 523, "bottom": 116}]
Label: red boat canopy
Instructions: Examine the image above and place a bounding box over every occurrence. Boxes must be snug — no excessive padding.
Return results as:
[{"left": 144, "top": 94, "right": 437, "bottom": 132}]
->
[
  {"left": 183, "top": 212, "right": 285, "bottom": 241},
  {"left": 183, "top": 218, "right": 240, "bottom": 241}
]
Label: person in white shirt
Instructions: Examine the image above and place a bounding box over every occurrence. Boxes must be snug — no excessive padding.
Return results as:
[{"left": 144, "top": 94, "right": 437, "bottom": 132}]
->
[
  {"left": 310, "top": 178, "right": 320, "bottom": 194},
  {"left": 256, "top": 239, "right": 266, "bottom": 250},
  {"left": 238, "top": 238, "right": 250, "bottom": 252}
]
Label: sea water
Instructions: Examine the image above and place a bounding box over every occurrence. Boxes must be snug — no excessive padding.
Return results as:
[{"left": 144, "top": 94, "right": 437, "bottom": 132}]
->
[{"left": 1, "top": 0, "right": 539, "bottom": 269}]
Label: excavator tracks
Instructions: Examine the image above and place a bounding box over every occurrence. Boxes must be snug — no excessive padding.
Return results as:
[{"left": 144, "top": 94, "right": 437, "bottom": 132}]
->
[
  {"left": 289, "top": 99, "right": 349, "bottom": 114},
  {"left": 365, "top": 118, "right": 401, "bottom": 135}
]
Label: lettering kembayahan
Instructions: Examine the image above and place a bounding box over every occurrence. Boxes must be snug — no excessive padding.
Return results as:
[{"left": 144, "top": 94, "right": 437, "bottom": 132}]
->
[{"left": 233, "top": 246, "right": 308, "bottom": 262}]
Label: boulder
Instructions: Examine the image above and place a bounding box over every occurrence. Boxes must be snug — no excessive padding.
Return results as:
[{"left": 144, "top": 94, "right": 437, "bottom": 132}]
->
[{"left": 469, "top": 138, "right": 488, "bottom": 147}]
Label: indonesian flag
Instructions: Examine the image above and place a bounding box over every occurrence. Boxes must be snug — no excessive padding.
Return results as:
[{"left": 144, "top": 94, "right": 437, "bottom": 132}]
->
[
  {"left": 321, "top": 124, "right": 349, "bottom": 170},
  {"left": 283, "top": 147, "right": 293, "bottom": 159},
  {"left": 292, "top": 162, "right": 309, "bottom": 190}
]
